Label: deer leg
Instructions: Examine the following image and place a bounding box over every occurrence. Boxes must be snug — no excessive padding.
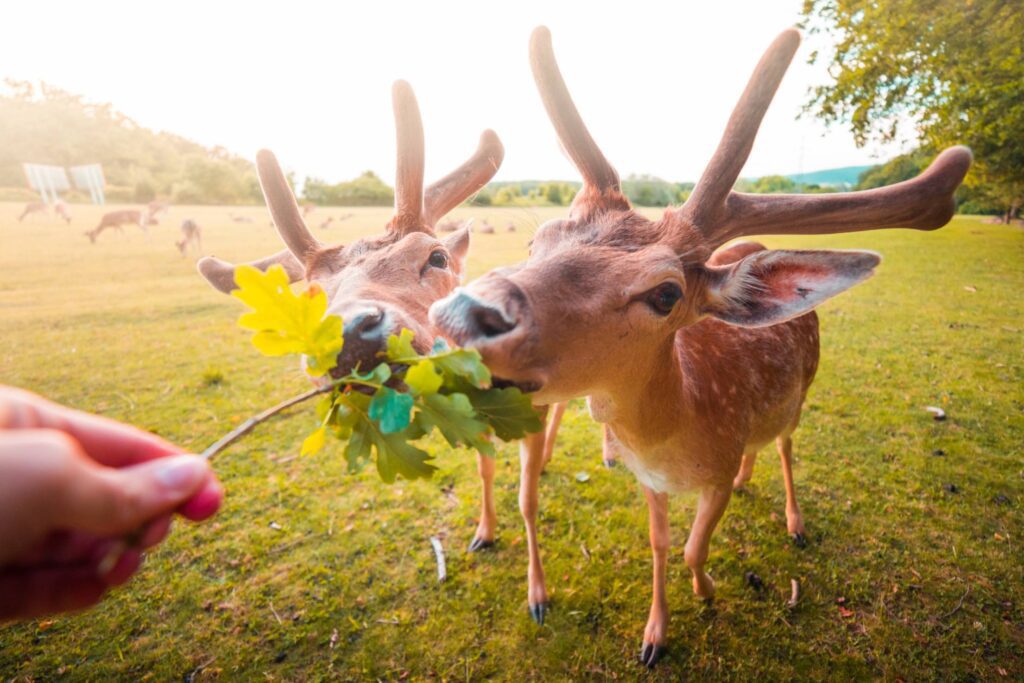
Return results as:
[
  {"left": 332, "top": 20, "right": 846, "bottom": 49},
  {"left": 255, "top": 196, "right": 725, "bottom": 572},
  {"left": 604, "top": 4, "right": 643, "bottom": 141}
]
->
[
  {"left": 541, "top": 401, "right": 566, "bottom": 469},
  {"left": 639, "top": 486, "right": 670, "bottom": 668},
  {"left": 601, "top": 424, "right": 618, "bottom": 468},
  {"left": 732, "top": 452, "right": 757, "bottom": 490},
  {"left": 519, "top": 426, "right": 549, "bottom": 624},
  {"left": 684, "top": 484, "right": 732, "bottom": 600},
  {"left": 468, "top": 451, "right": 498, "bottom": 552},
  {"left": 776, "top": 435, "right": 806, "bottom": 546}
]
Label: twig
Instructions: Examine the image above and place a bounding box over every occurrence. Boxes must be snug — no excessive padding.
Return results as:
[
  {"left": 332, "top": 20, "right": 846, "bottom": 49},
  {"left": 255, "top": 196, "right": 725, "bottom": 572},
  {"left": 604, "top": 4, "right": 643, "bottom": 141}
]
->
[
  {"left": 184, "top": 656, "right": 216, "bottom": 683},
  {"left": 938, "top": 585, "right": 971, "bottom": 622},
  {"left": 429, "top": 536, "right": 447, "bottom": 583},
  {"left": 786, "top": 579, "right": 800, "bottom": 609},
  {"left": 202, "top": 383, "right": 336, "bottom": 461},
  {"left": 269, "top": 601, "right": 284, "bottom": 625}
]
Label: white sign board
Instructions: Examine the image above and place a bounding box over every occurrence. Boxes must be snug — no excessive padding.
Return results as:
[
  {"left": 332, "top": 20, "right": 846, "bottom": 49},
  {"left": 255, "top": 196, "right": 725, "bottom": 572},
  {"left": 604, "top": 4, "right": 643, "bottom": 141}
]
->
[
  {"left": 22, "top": 164, "right": 70, "bottom": 205},
  {"left": 70, "top": 164, "right": 106, "bottom": 205}
]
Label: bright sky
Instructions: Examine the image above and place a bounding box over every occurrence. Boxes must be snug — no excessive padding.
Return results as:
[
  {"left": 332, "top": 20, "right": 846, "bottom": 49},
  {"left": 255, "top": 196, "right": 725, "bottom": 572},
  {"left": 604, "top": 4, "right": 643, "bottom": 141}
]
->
[{"left": 1, "top": 0, "right": 903, "bottom": 186}]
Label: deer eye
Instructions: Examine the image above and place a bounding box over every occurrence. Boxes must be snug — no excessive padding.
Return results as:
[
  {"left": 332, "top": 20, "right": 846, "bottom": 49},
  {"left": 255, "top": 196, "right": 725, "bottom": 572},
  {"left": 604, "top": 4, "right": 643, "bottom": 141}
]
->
[
  {"left": 427, "top": 250, "right": 449, "bottom": 269},
  {"left": 646, "top": 282, "right": 682, "bottom": 316}
]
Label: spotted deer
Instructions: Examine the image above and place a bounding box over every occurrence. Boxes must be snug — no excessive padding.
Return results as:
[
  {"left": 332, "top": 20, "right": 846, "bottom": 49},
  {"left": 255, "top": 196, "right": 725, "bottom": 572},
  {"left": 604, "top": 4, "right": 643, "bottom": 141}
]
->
[
  {"left": 430, "top": 27, "right": 971, "bottom": 666},
  {"left": 18, "top": 200, "right": 70, "bottom": 224},
  {"left": 195, "top": 80, "right": 566, "bottom": 561},
  {"left": 85, "top": 209, "right": 159, "bottom": 243},
  {"left": 176, "top": 219, "right": 202, "bottom": 255}
]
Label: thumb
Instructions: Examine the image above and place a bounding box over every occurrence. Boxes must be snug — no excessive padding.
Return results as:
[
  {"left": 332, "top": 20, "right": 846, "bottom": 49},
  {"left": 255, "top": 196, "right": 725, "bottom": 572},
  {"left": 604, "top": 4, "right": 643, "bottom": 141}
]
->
[{"left": 56, "top": 454, "right": 212, "bottom": 536}]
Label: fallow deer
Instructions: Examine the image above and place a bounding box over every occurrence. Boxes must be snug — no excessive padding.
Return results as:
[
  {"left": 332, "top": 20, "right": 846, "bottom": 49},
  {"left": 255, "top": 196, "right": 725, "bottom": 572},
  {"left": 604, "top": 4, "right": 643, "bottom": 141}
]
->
[
  {"left": 506, "top": 221, "right": 517, "bottom": 232},
  {"left": 176, "top": 218, "right": 202, "bottom": 256},
  {"left": 147, "top": 200, "right": 170, "bottom": 218},
  {"left": 319, "top": 217, "right": 334, "bottom": 230},
  {"left": 53, "top": 199, "right": 72, "bottom": 224},
  {"left": 477, "top": 220, "right": 495, "bottom": 234},
  {"left": 17, "top": 202, "right": 46, "bottom": 222},
  {"left": 85, "top": 209, "right": 159, "bottom": 243},
  {"left": 431, "top": 27, "right": 971, "bottom": 665},
  {"left": 195, "top": 80, "right": 565, "bottom": 561}
]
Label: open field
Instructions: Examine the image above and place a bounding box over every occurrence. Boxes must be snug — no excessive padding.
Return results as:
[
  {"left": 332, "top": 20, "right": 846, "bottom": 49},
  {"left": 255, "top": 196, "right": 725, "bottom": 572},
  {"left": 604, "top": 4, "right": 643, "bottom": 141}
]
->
[{"left": 0, "top": 202, "right": 1022, "bottom": 680}]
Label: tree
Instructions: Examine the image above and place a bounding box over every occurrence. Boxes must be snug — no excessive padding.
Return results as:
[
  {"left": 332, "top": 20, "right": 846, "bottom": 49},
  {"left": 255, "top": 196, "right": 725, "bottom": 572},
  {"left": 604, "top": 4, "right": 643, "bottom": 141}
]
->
[
  {"left": 302, "top": 171, "right": 393, "bottom": 206},
  {"left": 802, "top": 0, "right": 1024, "bottom": 221},
  {"left": 751, "top": 175, "right": 797, "bottom": 194}
]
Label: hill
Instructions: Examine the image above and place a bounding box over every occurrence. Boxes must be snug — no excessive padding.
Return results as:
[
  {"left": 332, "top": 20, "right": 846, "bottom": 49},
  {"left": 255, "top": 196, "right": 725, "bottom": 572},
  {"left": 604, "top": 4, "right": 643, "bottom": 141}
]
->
[{"left": 785, "top": 165, "right": 873, "bottom": 187}]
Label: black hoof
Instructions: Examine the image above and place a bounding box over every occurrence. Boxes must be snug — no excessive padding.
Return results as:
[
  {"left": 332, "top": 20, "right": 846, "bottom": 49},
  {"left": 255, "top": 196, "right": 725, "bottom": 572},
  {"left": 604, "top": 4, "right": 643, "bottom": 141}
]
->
[
  {"left": 791, "top": 532, "right": 807, "bottom": 548},
  {"left": 529, "top": 602, "right": 549, "bottom": 625},
  {"left": 639, "top": 642, "right": 667, "bottom": 668},
  {"left": 468, "top": 537, "right": 495, "bottom": 553}
]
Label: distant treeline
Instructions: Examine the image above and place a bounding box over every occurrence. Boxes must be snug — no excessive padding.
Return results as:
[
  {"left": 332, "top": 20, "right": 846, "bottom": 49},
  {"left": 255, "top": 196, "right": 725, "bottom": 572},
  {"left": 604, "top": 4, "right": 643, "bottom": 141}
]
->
[
  {"left": 0, "top": 81, "right": 997, "bottom": 213},
  {"left": 0, "top": 80, "right": 263, "bottom": 205}
]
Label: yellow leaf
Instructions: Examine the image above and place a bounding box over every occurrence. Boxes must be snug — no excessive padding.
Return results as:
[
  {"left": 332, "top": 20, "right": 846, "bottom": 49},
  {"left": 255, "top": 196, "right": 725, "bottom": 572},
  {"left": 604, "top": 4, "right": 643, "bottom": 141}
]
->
[{"left": 301, "top": 426, "right": 327, "bottom": 456}]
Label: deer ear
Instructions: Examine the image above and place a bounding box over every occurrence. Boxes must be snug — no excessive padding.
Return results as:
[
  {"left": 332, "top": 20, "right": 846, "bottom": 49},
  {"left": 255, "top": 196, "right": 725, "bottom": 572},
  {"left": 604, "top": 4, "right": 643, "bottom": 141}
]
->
[
  {"left": 701, "top": 249, "right": 880, "bottom": 327},
  {"left": 443, "top": 226, "right": 471, "bottom": 273}
]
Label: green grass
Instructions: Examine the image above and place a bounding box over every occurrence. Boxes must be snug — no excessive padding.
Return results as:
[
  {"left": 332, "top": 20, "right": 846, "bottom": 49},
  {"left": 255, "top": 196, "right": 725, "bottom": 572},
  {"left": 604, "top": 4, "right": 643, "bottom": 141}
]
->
[{"left": 0, "top": 203, "right": 1021, "bottom": 680}]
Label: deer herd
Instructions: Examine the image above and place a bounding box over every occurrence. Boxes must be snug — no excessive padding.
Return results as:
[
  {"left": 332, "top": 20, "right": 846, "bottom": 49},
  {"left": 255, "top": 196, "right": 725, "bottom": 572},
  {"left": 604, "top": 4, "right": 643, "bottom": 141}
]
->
[{"left": 23, "top": 25, "right": 970, "bottom": 668}]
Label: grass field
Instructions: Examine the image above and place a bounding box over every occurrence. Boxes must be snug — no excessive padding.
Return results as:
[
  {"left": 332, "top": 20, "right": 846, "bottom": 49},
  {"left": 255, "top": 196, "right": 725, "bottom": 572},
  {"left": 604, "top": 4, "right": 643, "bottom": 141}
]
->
[{"left": 0, "top": 202, "right": 1021, "bottom": 681}]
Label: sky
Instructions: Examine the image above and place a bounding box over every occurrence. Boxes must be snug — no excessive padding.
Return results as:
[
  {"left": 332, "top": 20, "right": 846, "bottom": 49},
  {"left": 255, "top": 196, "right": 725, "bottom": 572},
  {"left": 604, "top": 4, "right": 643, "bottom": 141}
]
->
[{"left": 1, "top": 0, "right": 908, "bottom": 186}]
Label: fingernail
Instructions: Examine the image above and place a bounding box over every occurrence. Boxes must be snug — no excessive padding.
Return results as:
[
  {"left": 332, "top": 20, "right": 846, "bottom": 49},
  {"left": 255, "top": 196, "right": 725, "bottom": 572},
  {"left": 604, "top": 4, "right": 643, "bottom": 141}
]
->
[{"left": 153, "top": 455, "right": 207, "bottom": 492}]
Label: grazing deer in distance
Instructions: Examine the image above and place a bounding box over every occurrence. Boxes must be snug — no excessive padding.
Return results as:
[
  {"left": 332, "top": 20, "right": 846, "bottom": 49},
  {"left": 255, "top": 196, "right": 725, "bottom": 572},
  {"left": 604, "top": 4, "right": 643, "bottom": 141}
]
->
[
  {"left": 196, "top": 80, "right": 566, "bottom": 563},
  {"left": 431, "top": 26, "right": 971, "bottom": 665},
  {"left": 18, "top": 200, "right": 72, "bottom": 224},
  {"left": 319, "top": 217, "right": 334, "bottom": 230},
  {"left": 506, "top": 220, "right": 516, "bottom": 232},
  {"left": 147, "top": 200, "right": 170, "bottom": 218},
  {"left": 17, "top": 201, "right": 47, "bottom": 222},
  {"left": 85, "top": 209, "right": 159, "bottom": 243},
  {"left": 477, "top": 220, "right": 495, "bottom": 234},
  {"left": 176, "top": 219, "right": 202, "bottom": 255}
]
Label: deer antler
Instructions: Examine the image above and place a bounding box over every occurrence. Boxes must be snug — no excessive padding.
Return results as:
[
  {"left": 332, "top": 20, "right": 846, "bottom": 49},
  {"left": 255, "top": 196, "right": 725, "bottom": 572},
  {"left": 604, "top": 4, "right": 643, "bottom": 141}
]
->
[
  {"left": 256, "top": 149, "right": 324, "bottom": 262},
  {"left": 674, "top": 28, "right": 972, "bottom": 251},
  {"left": 197, "top": 249, "right": 305, "bottom": 294},
  {"left": 423, "top": 130, "right": 505, "bottom": 226},
  {"left": 529, "top": 26, "right": 630, "bottom": 217},
  {"left": 388, "top": 80, "right": 426, "bottom": 234}
]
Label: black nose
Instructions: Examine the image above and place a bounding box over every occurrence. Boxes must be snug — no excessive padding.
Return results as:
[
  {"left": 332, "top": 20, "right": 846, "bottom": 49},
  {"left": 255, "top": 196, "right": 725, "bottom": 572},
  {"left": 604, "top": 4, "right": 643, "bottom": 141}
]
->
[
  {"left": 465, "top": 300, "right": 517, "bottom": 338},
  {"left": 344, "top": 307, "right": 385, "bottom": 340}
]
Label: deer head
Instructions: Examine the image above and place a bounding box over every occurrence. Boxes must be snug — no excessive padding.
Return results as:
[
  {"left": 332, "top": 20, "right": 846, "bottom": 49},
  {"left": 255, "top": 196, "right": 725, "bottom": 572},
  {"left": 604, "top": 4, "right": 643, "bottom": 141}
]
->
[
  {"left": 198, "top": 80, "right": 504, "bottom": 376},
  {"left": 430, "top": 27, "right": 971, "bottom": 403}
]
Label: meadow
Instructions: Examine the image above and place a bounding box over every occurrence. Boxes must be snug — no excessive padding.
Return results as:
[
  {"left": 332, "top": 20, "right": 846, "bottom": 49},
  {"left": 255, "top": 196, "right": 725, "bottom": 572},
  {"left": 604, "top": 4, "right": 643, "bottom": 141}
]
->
[{"left": 0, "top": 202, "right": 1021, "bottom": 680}]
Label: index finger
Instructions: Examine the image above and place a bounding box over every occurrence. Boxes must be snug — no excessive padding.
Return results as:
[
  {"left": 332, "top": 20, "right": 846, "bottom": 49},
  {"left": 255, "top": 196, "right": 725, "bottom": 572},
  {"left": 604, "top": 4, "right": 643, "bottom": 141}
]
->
[{"left": 0, "top": 386, "right": 183, "bottom": 467}]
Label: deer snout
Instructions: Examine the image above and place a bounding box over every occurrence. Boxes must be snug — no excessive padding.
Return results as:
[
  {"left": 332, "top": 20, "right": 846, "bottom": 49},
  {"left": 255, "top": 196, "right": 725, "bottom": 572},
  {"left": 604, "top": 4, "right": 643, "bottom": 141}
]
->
[
  {"left": 332, "top": 304, "right": 390, "bottom": 376},
  {"left": 430, "top": 287, "right": 522, "bottom": 346}
]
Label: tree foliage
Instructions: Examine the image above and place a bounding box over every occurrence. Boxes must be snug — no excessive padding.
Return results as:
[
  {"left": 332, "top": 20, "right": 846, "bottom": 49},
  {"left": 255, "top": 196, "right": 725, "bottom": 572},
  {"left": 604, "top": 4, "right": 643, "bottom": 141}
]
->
[
  {"left": 302, "top": 171, "right": 394, "bottom": 206},
  {"left": 0, "top": 80, "right": 263, "bottom": 204},
  {"left": 802, "top": 0, "right": 1024, "bottom": 216}
]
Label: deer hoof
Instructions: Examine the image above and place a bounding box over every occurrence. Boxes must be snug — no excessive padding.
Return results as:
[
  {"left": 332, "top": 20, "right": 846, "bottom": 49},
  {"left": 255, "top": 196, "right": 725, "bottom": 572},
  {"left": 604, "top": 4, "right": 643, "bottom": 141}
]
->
[
  {"left": 791, "top": 532, "right": 807, "bottom": 548},
  {"left": 468, "top": 537, "right": 495, "bottom": 553},
  {"left": 639, "top": 642, "right": 667, "bottom": 668},
  {"left": 529, "top": 601, "right": 549, "bottom": 625}
]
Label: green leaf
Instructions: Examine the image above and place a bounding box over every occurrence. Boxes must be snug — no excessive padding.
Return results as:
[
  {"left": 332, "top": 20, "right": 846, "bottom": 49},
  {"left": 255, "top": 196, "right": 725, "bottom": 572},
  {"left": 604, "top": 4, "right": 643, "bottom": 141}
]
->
[
  {"left": 232, "top": 265, "right": 343, "bottom": 376},
  {"left": 433, "top": 348, "right": 492, "bottom": 388},
  {"left": 345, "top": 422, "right": 373, "bottom": 474},
  {"left": 368, "top": 387, "right": 414, "bottom": 434},
  {"left": 404, "top": 359, "right": 443, "bottom": 395},
  {"left": 463, "top": 386, "right": 543, "bottom": 441},
  {"left": 413, "top": 393, "right": 494, "bottom": 456},
  {"left": 301, "top": 425, "right": 327, "bottom": 456},
  {"left": 385, "top": 328, "right": 417, "bottom": 361},
  {"left": 353, "top": 362, "right": 391, "bottom": 386},
  {"left": 371, "top": 430, "right": 436, "bottom": 483}
]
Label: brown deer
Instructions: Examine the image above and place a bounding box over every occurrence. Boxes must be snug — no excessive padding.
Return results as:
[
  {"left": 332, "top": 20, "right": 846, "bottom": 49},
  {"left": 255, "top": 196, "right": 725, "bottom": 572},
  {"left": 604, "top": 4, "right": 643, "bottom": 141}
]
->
[
  {"left": 53, "top": 199, "right": 72, "bottom": 224},
  {"left": 17, "top": 202, "right": 46, "bottom": 222},
  {"left": 85, "top": 209, "right": 159, "bottom": 243},
  {"left": 176, "top": 219, "right": 202, "bottom": 256},
  {"left": 196, "top": 80, "right": 567, "bottom": 560},
  {"left": 430, "top": 27, "right": 971, "bottom": 665},
  {"left": 506, "top": 221, "right": 517, "bottom": 232},
  {"left": 147, "top": 200, "right": 170, "bottom": 218},
  {"left": 477, "top": 220, "right": 495, "bottom": 234}
]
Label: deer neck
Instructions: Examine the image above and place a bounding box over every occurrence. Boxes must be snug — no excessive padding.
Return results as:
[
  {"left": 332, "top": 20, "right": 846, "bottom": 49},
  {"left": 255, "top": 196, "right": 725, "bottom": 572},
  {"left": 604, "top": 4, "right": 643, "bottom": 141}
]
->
[{"left": 588, "top": 334, "right": 693, "bottom": 452}]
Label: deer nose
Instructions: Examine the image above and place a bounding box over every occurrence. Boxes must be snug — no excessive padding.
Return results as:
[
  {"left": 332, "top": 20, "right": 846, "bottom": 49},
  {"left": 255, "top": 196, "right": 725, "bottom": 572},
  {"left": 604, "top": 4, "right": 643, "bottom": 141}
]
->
[
  {"left": 431, "top": 289, "right": 519, "bottom": 344},
  {"left": 466, "top": 300, "right": 517, "bottom": 338},
  {"left": 343, "top": 306, "right": 386, "bottom": 341}
]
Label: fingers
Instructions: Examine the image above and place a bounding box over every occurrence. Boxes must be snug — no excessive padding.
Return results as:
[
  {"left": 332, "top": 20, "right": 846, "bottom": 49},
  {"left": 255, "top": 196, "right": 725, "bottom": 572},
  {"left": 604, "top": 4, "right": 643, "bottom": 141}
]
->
[
  {"left": 57, "top": 450, "right": 214, "bottom": 536},
  {"left": 0, "top": 566, "right": 107, "bottom": 621},
  {"left": 0, "top": 386, "right": 183, "bottom": 467},
  {"left": 178, "top": 479, "right": 224, "bottom": 521}
]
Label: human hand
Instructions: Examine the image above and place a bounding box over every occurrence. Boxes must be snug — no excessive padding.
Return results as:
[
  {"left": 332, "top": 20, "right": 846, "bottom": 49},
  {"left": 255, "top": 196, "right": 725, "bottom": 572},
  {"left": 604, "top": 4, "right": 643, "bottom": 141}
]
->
[{"left": 0, "top": 386, "right": 223, "bottom": 620}]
